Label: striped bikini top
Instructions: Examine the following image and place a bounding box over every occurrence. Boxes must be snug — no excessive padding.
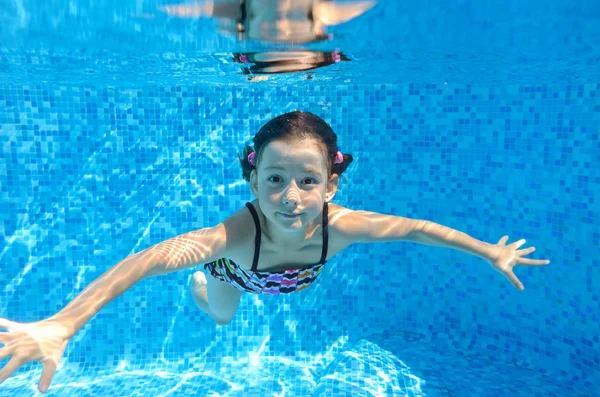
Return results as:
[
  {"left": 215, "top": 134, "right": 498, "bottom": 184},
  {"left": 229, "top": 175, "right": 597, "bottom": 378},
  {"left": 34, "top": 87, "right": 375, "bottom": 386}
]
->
[{"left": 203, "top": 202, "right": 329, "bottom": 295}]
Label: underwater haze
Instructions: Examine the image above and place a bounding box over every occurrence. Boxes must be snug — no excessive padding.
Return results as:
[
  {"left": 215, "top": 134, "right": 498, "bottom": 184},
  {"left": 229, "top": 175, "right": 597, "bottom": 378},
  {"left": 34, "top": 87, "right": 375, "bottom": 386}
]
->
[{"left": 0, "top": 0, "right": 599, "bottom": 396}]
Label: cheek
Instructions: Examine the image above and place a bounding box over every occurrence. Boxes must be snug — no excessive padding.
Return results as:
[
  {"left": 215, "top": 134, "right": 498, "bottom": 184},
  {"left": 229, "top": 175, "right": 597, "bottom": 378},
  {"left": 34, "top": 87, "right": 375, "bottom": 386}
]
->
[
  {"left": 304, "top": 194, "right": 325, "bottom": 209},
  {"left": 261, "top": 189, "right": 282, "bottom": 205}
]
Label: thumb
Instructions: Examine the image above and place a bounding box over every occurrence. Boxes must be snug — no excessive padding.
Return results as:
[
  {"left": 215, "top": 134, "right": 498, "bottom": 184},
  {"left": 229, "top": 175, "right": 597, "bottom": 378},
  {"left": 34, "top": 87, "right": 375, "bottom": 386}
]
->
[
  {"left": 38, "top": 357, "right": 58, "bottom": 393},
  {"left": 505, "top": 270, "right": 524, "bottom": 291}
]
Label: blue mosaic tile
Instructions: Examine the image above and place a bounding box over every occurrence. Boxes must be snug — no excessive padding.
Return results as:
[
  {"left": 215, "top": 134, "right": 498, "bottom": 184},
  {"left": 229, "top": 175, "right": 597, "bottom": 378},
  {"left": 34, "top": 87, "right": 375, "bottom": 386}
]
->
[{"left": 0, "top": 82, "right": 598, "bottom": 396}]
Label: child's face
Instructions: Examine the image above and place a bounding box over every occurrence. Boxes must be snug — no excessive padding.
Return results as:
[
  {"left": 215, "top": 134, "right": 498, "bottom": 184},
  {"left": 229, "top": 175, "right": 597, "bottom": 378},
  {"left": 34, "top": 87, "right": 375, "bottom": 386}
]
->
[
  {"left": 250, "top": 138, "right": 338, "bottom": 233},
  {"left": 246, "top": 0, "right": 322, "bottom": 42}
]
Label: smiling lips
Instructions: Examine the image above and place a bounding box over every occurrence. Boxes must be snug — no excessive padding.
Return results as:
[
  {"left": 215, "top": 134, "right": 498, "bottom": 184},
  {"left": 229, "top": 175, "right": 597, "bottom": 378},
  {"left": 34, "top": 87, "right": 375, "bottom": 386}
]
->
[{"left": 279, "top": 212, "right": 302, "bottom": 218}]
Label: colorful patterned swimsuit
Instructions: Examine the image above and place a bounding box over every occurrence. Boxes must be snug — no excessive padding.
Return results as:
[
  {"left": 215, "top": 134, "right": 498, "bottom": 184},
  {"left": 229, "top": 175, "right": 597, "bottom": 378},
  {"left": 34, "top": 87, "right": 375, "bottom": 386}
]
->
[{"left": 204, "top": 202, "right": 329, "bottom": 295}]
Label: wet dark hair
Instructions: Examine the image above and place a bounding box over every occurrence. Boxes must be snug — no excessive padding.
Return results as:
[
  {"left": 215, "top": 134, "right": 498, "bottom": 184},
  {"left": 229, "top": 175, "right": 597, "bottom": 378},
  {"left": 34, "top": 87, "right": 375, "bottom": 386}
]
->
[
  {"left": 231, "top": 51, "right": 349, "bottom": 75},
  {"left": 239, "top": 111, "right": 354, "bottom": 182}
]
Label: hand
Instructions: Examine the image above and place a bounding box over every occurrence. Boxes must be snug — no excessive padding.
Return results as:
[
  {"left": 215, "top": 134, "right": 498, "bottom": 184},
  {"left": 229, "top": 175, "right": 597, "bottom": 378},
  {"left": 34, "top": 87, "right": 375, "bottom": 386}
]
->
[
  {"left": 0, "top": 318, "right": 71, "bottom": 393},
  {"left": 486, "top": 236, "right": 550, "bottom": 291}
]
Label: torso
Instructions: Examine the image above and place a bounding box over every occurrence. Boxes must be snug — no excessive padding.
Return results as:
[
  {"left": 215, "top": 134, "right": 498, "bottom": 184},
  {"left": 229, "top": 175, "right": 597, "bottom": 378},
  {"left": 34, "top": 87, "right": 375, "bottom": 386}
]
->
[{"left": 226, "top": 199, "right": 352, "bottom": 273}]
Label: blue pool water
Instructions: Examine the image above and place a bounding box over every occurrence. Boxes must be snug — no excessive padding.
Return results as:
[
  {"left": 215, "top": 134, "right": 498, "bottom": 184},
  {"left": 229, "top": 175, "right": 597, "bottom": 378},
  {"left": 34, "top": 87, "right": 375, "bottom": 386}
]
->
[{"left": 0, "top": 0, "right": 599, "bottom": 396}]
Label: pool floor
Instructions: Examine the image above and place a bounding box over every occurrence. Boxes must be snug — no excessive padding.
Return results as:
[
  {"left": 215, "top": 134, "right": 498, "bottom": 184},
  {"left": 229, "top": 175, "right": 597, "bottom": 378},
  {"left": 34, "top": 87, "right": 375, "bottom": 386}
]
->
[{"left": 0, "top": 336, "right": 582, "bottom": 397}]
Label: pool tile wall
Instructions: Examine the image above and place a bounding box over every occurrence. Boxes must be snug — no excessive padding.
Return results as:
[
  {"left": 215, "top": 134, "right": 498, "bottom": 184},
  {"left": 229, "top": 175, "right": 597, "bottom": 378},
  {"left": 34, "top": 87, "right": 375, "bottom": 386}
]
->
[{"left": 0, "top": 82, "right": 598, "bottom": 394}]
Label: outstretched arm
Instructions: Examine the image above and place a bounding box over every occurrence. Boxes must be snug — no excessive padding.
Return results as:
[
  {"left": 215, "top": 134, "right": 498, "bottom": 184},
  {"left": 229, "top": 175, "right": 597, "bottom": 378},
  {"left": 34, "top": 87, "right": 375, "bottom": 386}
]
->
[
  {"left": 48, "top": 224, "right": 227, "bottom": 338},
  {"left": 403, "top": 220, "right": 550, "bottom": 289},
  {"left": 404, "top": 219, "right": 495, "bottom": 260},
  {"left": 0, "top": 222, "right": 229, "bottom": 392},
  {"left": 335, "top": 210, "right": 550, "bottom": 290}
]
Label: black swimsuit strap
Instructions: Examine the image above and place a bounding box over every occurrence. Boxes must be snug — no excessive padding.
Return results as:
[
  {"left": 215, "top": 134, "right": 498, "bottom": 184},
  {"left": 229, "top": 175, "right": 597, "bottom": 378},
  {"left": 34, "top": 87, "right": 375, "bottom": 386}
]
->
[
  {"left": 245, "top": 202, "right": 261, "bottom": 271},
  {"left": 319, "top": 201, "right": 329, "bottom": 264},
  {"left": 245, "top": 201, "right": 329, "bottom": 271}
]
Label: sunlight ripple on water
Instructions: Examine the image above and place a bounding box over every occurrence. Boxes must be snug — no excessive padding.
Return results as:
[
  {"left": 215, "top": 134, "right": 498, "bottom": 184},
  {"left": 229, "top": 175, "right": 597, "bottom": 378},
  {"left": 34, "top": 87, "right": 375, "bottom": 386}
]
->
[{"left": 1, "top": 339, "right": 425, "bottom": 396}]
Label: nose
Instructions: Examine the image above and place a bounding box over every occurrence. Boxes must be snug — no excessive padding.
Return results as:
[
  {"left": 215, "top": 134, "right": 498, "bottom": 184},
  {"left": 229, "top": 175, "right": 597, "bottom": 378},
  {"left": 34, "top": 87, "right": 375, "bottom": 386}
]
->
[{"left": 282, "top": 182, "right": 300, "bottom": 206}]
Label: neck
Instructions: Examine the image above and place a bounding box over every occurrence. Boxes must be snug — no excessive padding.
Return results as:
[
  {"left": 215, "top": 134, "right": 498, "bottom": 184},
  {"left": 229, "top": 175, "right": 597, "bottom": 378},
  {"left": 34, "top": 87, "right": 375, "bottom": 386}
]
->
[{"left": 262, "top": 212, "right": 322, "bottom": 247}]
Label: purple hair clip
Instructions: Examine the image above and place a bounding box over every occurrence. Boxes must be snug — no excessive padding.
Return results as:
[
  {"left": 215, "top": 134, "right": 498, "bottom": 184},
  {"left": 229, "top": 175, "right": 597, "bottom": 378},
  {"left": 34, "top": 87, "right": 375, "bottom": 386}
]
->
[
  {"left": 334, "top": 151, "right": 343, "bottom": 164},
  {"left": 247, "top": 151, "right": 256, "bottom": 166}
]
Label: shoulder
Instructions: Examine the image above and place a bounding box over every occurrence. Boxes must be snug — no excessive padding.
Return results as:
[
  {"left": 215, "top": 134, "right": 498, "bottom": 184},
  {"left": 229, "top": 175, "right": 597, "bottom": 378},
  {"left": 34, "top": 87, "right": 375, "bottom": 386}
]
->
[
  {"left": 327, "top": 203, "right": 371, "bottom": 246},
  {"left": 221, "top": 201, "right": 256, "bottom": 252}
]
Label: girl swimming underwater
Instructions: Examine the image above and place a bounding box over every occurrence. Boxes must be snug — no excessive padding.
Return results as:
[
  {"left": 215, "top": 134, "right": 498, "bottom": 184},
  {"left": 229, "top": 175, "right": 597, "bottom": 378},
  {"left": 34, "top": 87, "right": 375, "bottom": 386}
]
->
[{"left": 0, "top": 111, "right": 549, "bottom": 393}]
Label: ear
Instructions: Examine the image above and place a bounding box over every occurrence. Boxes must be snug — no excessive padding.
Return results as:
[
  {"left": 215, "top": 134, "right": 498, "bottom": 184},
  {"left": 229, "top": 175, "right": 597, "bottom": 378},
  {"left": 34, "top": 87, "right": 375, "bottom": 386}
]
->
[
  {"left": 250, "top": 169, "right": 259, "bottom": 197},
  {"left": 325, "top": 173, "right": 339, "bottom": 202}
]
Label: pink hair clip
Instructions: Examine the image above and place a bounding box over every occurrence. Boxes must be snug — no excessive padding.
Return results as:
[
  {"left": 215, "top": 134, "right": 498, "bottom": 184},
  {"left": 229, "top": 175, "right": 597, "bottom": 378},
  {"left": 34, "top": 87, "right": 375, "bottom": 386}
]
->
[
  {"left": 334, "top": 151, "right": 343, "bottom": 164},
  {"left": 333, "top": 50, "right": 341, "bottom": 63},
  {"left": 247, "top": 152, "right": 256, "bottom": 166}
]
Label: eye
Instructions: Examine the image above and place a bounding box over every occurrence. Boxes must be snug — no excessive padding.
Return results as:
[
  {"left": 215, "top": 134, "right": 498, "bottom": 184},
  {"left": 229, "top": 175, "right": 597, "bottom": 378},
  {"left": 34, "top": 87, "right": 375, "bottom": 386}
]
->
[
  {"left": 267, "top": 175, "right": 283, "bottom": 183},
  {"left": 303, "top": 178, "right": 318, "bottom": 185}
]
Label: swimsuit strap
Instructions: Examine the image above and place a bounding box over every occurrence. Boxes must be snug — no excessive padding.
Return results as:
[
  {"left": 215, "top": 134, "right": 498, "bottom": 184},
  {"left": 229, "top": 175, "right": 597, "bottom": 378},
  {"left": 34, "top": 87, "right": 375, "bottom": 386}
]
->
[
  {"left": 237, "top": 0, "right": 246, "bottom": 28},
  {"left": 245, "top": 202, "right": 261, "bottom": 271},
  {"left": 319, "top": 201, "right": 329, "bottom": 264},
  {"left": 245, "top": 201, "right": 330, "bottom": 271}
]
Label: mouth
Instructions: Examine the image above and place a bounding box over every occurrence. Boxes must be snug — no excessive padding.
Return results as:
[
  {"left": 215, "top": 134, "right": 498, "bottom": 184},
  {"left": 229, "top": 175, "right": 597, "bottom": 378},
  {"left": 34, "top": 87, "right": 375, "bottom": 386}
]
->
[{"left": 278, "top": 212, "right": 302, "bottom": 218}]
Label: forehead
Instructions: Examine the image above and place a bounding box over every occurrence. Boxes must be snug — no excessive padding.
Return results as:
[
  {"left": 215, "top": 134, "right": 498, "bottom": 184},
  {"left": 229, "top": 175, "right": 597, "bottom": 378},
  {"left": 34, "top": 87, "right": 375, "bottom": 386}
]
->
[{"left": 260, "top": 139, "right": 327, "bottom": 168}]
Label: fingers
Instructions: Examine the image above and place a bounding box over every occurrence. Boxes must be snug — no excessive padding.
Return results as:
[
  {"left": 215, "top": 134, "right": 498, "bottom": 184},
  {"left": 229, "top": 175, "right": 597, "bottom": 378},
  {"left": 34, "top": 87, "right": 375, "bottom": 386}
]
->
[
  {"left": 516, "top": 247, "right": 551, "bottom": 266},
  {"left": 38, "top": 359, "right": 58, "bottom": 393},
  {"left": 0, "top": 357, "right": 23, "bottom": 385},
  {"left": 498, "top": 237, "right": 528, "bottom": 250},
  {"left": 512, "top": 238, "right": 527, "bottom": 249},
  {"left": 0, "top": 319, "right": 14, "bottom": 331},
  {"left": 504, "top": 270, "right": 524, "bottom": 291},
  {"left": 517, "top": 258, "right": 551, "bottom": 266},
  {"left": 518, "top": 246, "right": 536, "bottom": 255}
]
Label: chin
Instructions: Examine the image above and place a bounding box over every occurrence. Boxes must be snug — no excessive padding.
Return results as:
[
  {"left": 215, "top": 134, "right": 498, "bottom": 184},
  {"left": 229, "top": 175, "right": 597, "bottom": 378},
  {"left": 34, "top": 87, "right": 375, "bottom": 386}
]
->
[
  {"left": 278, "top": 218, "right": 304, "bottom": 230},
  {"left": 274, "top": 214, "right": 304, "bottom": 228}
]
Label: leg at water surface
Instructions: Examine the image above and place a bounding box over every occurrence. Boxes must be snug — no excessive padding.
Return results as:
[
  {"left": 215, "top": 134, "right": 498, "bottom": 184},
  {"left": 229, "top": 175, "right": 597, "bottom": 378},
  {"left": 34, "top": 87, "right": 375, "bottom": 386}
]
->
[{"left": 191, "top": 271, "right": 243, "bottom": 326}]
